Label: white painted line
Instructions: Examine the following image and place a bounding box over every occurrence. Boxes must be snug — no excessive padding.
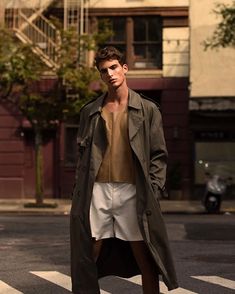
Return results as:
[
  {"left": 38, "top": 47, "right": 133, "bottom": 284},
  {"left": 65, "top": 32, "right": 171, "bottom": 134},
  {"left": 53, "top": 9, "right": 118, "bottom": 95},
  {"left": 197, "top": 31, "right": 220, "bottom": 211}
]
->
[
  {"left": 30, "top": 271, "right": 71, "bottom": 291},
  {"left": 0, "top": 281, "right": 24, "bottom": 294},
  {"left": 124, "top": 275, "right": 198, "bottom": 294},
  {"left": 159, "top": 282, "right": 198, "bottom": 294},
  {"left": 192, "top": 276, "right": 235, "bottom": 290},
  {"left": 30, "top": 271, "right": 110, "bottom": 294}
]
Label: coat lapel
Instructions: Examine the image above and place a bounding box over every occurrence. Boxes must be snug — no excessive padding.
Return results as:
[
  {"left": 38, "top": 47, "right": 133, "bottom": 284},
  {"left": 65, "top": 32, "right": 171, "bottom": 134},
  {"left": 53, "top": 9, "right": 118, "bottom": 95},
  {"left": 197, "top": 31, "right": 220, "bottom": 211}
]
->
[
  {"left": 88, "top": 94, "right": 107, "bottom": 178},
  {"left": 128, "top": 89, "right": 145, "bottom": 141}
]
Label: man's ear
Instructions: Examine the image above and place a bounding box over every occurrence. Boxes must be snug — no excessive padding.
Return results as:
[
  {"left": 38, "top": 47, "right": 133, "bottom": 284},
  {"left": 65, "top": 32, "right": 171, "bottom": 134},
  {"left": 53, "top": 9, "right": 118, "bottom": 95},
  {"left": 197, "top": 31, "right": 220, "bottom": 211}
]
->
[{"left": 123, "top": 63, "right": 128, "bottom": 73}]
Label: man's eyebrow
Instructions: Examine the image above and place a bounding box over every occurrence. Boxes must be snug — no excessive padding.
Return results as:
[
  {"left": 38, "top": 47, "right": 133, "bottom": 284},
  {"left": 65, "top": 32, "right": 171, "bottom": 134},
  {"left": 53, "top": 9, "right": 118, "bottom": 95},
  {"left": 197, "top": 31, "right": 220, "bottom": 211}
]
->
[{"left": 99, "top": 64, "right": 118, "bottom": 73}]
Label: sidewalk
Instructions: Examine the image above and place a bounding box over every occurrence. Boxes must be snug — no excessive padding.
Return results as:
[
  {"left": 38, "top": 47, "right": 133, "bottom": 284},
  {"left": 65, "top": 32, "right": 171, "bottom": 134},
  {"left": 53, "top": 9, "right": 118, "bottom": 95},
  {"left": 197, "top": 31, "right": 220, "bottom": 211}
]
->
[{"left": 0, "top": 199, "right": 234, "bottom": 215}]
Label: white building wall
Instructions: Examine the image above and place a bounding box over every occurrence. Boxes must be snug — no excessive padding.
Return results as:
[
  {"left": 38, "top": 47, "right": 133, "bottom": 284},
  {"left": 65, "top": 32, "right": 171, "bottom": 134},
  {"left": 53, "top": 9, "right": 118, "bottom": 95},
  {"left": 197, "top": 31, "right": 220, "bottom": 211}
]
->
[
  {"left": 4, "top": 0, "right": 189, "bottom": 8},
  {"left": 90, "top": 0, "right": 189, "bottom": 8},
  {"left": 190, "top": 0, "right": 235, "bottom": 98},
  {"left": 163, "top": 27, "right": 189, "bottom": 77},
  {"left": 4, "top": 0, "right": 53, "bottom": 8}
]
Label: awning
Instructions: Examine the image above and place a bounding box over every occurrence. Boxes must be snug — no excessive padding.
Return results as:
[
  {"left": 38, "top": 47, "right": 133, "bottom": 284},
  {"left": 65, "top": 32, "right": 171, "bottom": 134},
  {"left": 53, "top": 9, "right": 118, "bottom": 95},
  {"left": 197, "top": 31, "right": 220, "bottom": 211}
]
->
[{"left": 189, "top": 98, "right": 235, "bottom": 111}]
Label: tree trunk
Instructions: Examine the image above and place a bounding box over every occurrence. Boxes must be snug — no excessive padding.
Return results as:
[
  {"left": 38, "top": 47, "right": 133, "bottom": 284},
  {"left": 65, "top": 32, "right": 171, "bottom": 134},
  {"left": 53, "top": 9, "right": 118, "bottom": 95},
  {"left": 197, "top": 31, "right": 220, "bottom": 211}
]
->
[{"left": 35, "top": 129, "right": 43, "bottom": 205}]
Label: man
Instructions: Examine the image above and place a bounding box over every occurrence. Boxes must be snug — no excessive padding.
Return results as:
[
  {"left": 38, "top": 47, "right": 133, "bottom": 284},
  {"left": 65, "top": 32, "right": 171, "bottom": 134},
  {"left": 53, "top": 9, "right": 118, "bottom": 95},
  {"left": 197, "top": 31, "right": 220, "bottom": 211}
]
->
[{"left": 70, "top": 46, "right": 178, "bottom": 294}]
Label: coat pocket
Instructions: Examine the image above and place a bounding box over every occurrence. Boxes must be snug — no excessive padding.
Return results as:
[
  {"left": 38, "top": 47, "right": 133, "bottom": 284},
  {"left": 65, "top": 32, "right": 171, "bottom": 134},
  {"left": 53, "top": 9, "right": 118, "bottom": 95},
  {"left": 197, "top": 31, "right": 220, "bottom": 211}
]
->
[
  {"left": 70, "top": 184, "right": 83, "bottom": 218},
  {"left": 77, "top": 136, "right": 90, "bottom": 155}
]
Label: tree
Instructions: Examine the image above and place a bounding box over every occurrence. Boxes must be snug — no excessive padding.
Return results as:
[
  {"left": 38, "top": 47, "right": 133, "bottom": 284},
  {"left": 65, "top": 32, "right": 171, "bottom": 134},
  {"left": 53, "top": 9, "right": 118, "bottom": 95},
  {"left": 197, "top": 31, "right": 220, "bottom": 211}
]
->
[
  {"left": 203, "top": 1, "right": 235, "bottom": 50},
  {"left": 0, "top": 22, "right": 111, "bottom": 206},
  {"left": 0, "top": 29, "right": 44, "bottom": 100}
]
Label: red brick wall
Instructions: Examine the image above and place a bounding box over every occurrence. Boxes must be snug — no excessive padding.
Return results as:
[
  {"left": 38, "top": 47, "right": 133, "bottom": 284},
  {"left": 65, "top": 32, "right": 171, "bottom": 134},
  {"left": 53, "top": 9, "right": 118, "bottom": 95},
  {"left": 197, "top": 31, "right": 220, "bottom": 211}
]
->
[{"left": 0, "top": 103, "right": 24, "bottom": 198}]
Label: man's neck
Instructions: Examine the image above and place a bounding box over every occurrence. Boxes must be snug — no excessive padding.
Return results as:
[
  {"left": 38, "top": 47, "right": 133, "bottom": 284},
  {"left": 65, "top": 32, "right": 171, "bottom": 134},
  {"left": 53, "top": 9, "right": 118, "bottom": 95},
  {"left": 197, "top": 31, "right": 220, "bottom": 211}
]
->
[{"left": 104, "top": 87, "right": 128, "bottom": 112}]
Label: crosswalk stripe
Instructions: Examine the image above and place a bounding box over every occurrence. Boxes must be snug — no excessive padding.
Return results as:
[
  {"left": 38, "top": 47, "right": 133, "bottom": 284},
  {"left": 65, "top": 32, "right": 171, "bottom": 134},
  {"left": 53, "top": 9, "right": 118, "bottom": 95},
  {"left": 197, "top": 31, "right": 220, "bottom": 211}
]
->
[
  {"left": 0, "top": 281, "right": 23, "bottom": 294},
  {"left": 2, "top": 271, "right": 232, "bottom": 293},
  {"left": 30, "top": 271, "right": 71, "bottom": 291},
  {"left": 192, "top": 276, "right": 235, "bottom": 290},
  {"left": 123, "top": 275, "right": 198, "bottom": 294},
  {"left": 30, "top": 271, "right": 110, "bottom": 294}
]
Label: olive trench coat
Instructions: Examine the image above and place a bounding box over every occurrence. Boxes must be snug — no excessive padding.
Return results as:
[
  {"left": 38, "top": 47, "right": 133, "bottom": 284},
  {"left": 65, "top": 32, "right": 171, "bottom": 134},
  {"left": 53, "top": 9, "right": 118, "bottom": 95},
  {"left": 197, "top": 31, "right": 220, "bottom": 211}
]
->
[{"left": 70, "top": 89, "right": 178, "bottom": 294}]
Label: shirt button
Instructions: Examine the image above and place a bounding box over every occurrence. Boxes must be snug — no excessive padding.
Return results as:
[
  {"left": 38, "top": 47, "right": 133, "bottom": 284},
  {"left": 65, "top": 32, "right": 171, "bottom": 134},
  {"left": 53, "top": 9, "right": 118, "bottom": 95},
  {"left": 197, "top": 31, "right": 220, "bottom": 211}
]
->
[{"left": 146, "top": 210, "right": 152, "bottom": 216}]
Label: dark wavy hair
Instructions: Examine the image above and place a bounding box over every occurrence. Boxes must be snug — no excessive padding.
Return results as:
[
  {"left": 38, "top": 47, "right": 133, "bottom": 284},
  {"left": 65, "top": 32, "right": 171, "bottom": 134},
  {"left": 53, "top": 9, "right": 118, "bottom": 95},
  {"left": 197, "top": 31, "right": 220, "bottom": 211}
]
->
[{"left": 94, "top": 46, "right": 125, "bottom": 70}]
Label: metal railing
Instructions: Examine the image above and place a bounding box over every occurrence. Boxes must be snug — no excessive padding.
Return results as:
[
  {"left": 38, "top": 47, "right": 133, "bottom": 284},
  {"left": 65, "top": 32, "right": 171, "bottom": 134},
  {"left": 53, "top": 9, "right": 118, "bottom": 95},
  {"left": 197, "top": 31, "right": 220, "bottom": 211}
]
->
[{"left": 5, "top": 4, "right": 59, "bottom": 69}]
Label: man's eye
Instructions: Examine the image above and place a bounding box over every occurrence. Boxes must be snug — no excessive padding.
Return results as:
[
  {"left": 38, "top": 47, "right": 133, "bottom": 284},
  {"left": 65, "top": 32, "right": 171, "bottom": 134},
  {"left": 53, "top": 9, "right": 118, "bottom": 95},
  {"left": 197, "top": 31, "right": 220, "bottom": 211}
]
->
[{"left": 100, "top": 69, "right": 107, "bottom": 74}]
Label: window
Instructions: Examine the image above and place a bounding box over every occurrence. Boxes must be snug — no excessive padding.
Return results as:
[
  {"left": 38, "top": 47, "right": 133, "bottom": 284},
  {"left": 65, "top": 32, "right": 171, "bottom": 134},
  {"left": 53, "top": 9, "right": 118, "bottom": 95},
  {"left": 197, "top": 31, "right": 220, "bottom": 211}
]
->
[
  {"left": 99, "top": 16, "right": 162, "bottom": 69},
  {"left": 64, "top": 125, "right": 78, "bottom": 166},
  {"left": 133, "top": 17, "right": 162, "bottom": 68}
]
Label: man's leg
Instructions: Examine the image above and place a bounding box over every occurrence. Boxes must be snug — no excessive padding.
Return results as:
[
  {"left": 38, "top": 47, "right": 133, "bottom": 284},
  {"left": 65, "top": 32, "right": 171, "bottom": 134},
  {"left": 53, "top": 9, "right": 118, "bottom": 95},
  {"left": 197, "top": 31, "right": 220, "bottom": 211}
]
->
[
  {"left": 92, "top": 239, "right": 103, "bottom": 262},
  {"left": 130, "top": 241, "right": 159, "bottom": 294}
]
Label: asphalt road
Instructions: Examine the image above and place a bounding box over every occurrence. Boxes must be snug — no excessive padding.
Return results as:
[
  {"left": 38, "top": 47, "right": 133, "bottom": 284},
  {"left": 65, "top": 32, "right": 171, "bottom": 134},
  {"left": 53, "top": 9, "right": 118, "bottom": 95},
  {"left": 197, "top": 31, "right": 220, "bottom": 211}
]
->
[{"left": 0, "top": 214, "right": 234, "bottom": 294}]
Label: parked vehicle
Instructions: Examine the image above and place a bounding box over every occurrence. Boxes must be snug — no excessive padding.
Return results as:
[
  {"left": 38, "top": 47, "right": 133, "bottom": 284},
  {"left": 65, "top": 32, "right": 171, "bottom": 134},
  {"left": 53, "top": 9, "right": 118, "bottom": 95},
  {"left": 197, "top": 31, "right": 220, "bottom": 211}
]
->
[{"left": 203, "top": 173, "right": 231, "bottom": 213}]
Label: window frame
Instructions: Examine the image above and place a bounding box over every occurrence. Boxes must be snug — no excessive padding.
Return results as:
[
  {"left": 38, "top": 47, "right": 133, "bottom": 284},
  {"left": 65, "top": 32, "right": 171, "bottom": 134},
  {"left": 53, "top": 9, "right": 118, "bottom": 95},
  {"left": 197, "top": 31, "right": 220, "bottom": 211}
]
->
[
  {"left": 97, "top": 15, "right": 163, "bottom": 70},
  {"left": 90, "top": 6, "right": 188, "bottom": 69}
]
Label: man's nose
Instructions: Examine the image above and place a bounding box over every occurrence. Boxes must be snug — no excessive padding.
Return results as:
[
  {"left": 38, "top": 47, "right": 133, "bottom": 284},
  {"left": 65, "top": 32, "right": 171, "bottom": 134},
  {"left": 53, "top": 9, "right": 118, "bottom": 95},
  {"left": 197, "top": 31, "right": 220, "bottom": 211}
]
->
[{"left": 107, "top": 68, "right": 113, "bottom": 76}]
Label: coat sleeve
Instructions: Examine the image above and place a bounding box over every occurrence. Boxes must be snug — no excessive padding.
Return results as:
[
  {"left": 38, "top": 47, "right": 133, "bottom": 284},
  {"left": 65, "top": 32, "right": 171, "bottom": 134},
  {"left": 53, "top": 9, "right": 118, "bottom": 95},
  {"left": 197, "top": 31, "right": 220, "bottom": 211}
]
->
[{"left": 149, "top": 105, "right": 168, "bottom": 192}]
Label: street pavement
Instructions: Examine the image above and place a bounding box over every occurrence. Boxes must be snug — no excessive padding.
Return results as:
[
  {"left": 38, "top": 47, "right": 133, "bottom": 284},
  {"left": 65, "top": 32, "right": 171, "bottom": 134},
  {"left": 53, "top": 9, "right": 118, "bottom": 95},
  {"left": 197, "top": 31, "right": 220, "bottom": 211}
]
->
[
  {"left": 0, "top": 198, "right": 234, "bottom": 215},
  {"left": 0, "top": 214, "right": 234, "bottom": 293}
]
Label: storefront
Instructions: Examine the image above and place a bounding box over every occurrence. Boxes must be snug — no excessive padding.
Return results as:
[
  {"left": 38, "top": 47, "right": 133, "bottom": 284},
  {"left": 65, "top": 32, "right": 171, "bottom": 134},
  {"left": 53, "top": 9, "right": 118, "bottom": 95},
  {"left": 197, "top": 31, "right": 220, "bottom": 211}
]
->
[{"left": 190, "top": 99, "right": 235, "bottom": 199}]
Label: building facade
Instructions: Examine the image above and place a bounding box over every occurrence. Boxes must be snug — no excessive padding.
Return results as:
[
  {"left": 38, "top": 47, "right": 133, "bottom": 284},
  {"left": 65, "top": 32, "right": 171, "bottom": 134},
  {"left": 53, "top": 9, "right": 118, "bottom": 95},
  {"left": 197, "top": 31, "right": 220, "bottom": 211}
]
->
[
  {"left": 190, "top": 0, "right": 235, "bottom": 198},
  {"left": 0, "top": 0, "right": 191, "bottom": 199}
]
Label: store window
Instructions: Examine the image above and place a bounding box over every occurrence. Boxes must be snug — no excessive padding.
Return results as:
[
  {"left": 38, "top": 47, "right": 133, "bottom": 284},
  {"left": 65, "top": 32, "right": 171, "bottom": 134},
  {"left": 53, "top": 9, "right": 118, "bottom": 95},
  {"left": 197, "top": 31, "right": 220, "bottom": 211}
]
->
[
  {"left": 99, "top": 16, "right": 162, "bottom": 69},
  {"left": 195, "top": 142, "right": 235, "bottom": 185}
]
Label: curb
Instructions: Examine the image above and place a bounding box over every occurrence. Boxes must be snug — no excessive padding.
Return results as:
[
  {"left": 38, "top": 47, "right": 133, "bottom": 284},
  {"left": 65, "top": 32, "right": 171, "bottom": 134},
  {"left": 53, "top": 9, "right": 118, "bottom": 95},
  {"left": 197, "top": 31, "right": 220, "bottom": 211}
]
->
[{"left": 0, "top": 200, "right": 234, "bottom": 215}]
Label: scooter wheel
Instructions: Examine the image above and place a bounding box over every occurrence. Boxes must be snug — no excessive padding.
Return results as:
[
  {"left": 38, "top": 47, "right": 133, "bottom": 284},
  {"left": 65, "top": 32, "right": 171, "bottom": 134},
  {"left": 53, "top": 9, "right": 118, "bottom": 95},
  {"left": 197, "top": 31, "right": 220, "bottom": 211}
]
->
[{"left": 205, "top": 194, "right": 221, "bottom": 214}]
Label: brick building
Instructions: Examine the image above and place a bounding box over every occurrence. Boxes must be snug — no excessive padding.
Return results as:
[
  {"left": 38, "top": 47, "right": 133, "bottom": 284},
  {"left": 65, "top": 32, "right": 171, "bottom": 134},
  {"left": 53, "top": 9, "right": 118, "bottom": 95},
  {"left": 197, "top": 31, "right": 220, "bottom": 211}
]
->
[{"left": 0, "top": 0, "right": 191, "bottom": 199}]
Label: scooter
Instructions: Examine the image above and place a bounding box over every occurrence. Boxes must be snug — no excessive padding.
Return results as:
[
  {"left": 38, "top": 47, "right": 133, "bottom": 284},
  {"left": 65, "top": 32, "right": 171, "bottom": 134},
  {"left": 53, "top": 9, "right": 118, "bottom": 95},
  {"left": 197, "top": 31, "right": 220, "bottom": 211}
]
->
[{"left": 203, "top": 174, "right": 227, "bottom": 214}]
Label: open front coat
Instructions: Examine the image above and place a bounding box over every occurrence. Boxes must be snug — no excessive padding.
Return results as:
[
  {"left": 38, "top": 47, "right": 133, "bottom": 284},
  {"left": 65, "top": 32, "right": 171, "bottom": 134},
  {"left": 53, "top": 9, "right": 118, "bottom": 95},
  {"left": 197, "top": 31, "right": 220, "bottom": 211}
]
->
[{"left": 70, "top": 89, "right": 178, "bottom": 294}]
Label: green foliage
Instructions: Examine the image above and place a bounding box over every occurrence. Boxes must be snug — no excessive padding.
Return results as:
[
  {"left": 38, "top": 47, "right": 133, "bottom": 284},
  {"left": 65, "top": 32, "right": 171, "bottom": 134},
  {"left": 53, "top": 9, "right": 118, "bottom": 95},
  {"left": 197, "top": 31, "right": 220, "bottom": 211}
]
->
[
  {"left": 0, "top": 29, "right": 44, "bottom": 99},
  {"left": 203, "top": 1, "right": 235, "bottom": 50},
  {"left": 19, "top": 93, "right": 62, "bottom": 129},
  {"left": 0, "top": 21, "right": 112, "bottom": 125}
]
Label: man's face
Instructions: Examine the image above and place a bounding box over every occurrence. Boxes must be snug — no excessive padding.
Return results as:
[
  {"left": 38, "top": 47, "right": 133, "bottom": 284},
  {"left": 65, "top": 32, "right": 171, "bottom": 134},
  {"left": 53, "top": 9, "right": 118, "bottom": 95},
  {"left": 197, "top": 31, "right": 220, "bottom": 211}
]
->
[{"left": 98, "top": 59, "right": 128, "bottom": 89}]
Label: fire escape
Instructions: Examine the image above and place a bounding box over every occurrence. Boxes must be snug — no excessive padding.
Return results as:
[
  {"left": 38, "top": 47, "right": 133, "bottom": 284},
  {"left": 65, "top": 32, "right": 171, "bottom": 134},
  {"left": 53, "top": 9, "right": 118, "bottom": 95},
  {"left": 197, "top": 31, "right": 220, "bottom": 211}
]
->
[{"left": 4, "top": 0, "right": 89, "bottom": 70}]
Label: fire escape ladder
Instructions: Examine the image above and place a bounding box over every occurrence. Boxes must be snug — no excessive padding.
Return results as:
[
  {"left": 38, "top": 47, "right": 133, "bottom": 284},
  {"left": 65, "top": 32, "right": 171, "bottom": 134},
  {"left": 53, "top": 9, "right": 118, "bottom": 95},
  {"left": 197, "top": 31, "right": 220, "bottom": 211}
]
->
[
  {"left": 64, "top": 0, "right": 89, "bottom": 99},
  {"left": 5, "top": 0, "right": 59, "bottom": 70},
  {"left": 64, "top": 0, "right": 89, "bottom": 34}
]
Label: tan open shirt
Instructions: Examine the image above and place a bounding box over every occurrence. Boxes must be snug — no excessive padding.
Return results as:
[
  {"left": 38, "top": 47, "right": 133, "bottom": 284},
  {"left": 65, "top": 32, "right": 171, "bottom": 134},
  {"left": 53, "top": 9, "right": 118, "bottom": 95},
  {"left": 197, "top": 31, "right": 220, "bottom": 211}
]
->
[{"left": 96, "top": 106, "right": 135, "bottom": 184}]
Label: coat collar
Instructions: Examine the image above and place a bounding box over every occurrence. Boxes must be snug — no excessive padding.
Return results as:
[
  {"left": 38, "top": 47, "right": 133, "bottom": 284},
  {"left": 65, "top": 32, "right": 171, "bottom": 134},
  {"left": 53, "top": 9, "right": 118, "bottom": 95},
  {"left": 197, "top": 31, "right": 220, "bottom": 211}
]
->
[
  {"left": 88, "top": 88, "right": 142, "bottom": 117},
  {"left": 128, "top": 88, "right": 142, "bottom": 110},
  {"left": 88, "top": 93, "right": 106, "bottom": 117},
  {"left": 128, "top": 89, "right": 145, "bottom": 141}
]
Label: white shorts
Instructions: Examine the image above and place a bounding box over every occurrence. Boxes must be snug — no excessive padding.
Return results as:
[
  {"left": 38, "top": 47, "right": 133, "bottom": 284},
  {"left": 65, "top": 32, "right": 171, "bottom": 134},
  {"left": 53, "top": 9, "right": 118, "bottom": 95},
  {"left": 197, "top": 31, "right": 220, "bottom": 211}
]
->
[{"left": 89, "top": 182, "right": 143, "bottom": 241}]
